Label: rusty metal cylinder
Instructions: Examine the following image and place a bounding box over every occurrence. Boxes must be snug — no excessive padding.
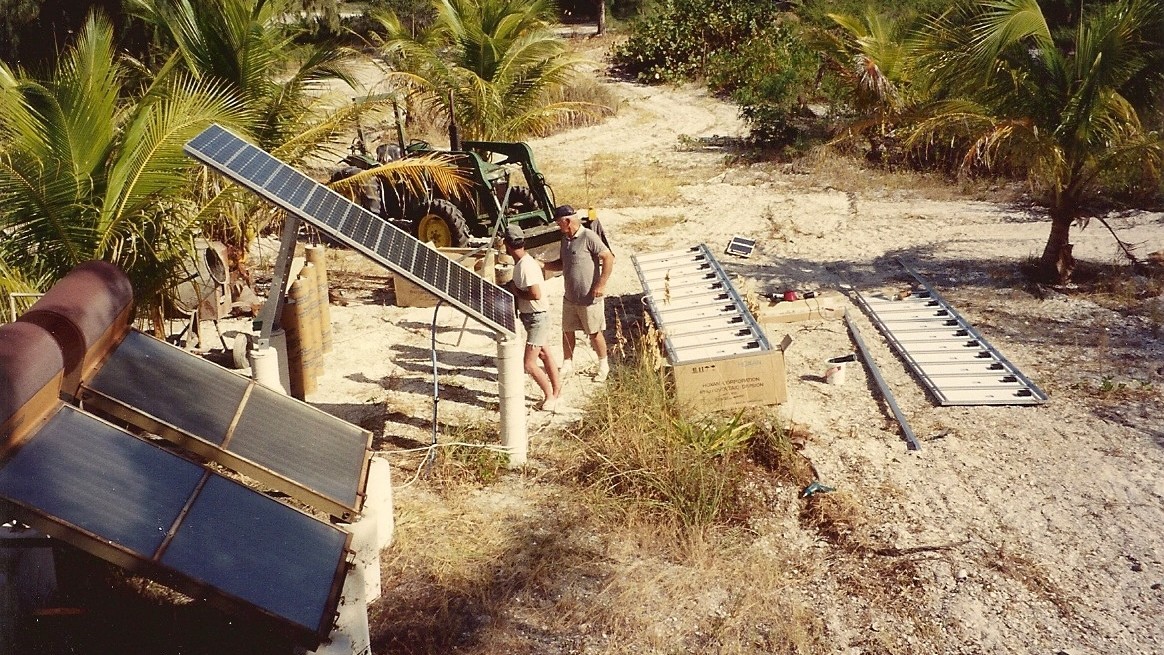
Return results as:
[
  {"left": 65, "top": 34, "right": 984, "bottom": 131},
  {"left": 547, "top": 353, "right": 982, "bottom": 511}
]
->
[
  {"left": 304, "top": 245, "right": 333, "bottom": 354},
  {"left": 0, "top": 322, "right": 65, "bottom": 432},
  {"left": 16, "top": 261, "right": 133, "bottom": 381}
]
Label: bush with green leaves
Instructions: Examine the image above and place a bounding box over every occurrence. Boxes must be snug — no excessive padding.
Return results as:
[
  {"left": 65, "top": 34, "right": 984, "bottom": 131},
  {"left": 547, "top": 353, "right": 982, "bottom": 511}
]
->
[
  {"left": 610, "top": 0, "right": 785, "bottom": 83},
  {"left": 705, "top": 21, "right": 820, "bottom": 146}
]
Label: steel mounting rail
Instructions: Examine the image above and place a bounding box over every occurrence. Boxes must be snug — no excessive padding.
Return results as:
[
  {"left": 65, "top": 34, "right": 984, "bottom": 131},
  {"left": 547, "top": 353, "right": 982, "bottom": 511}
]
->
[{"left": 852, "top": 262, "right": 1047, "bottom": 406}]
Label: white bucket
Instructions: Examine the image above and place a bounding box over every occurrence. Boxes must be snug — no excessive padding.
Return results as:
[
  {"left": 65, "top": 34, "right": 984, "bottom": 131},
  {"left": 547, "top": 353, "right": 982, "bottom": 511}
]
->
[{"left": 825, "top": 354, "right": 856, "bottom": 386}]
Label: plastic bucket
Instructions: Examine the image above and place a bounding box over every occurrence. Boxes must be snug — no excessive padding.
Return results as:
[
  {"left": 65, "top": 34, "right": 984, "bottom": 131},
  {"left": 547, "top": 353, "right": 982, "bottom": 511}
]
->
[{"left": 825, "top": 354, "right": 857, "bottom": 385}]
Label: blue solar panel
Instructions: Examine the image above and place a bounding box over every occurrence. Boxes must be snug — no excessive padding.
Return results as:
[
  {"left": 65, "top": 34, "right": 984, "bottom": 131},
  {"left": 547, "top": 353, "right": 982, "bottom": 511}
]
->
[
  {"left": 161, "top": 473, "right": 348, "bottom": 636},
  {"left": 83, "top": 330, "right": 370, "bottom": 518},
  {"left": 184, "top": 124, "right": 516, "bottom": 335},
  {"left": 0, "top": 404, "right": 349, "bottom": 647}
]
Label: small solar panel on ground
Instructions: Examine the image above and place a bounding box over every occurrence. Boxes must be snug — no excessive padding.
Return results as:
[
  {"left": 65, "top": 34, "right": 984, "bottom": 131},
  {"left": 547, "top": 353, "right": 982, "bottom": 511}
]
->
[
  {"left": 725, "top": 235, "right": 756, "bottom": 258},
  {"left": 0, "top": 404, "right": 349, "bottom": 647},
  {"left": 80, "top": 330, "right": 371, "bottom": 519},
  {"left": 184, "top": 123, "right": 516, "bottom": 336}
]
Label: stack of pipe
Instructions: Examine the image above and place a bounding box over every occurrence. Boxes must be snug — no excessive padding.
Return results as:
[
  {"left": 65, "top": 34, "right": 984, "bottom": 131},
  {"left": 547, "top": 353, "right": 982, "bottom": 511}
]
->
[
  {"left": 305, "top": 245, "right": 333, "bottom": 353},
  {"left": 279, "top": 246, "right": 339, "bottom": 400}
]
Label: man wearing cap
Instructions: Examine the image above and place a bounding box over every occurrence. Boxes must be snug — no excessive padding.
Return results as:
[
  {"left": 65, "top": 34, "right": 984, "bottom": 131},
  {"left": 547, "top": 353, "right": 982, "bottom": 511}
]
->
[
  {"left": 544, "top": 205, "right": 615, "bottom": 382},
  {"left": 502, "top": 223, "right": 562, "bottom": 411}
]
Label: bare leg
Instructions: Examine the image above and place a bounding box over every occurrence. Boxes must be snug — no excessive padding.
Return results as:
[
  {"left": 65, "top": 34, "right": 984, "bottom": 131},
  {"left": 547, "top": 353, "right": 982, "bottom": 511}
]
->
[
  {"left": 525, "top": 344, "right": 553, "bottom": 402},
  {"left": 562, "top": 330, "right": 577, "bottom": 362},
  {"left": 589, "top": 331, "right": 607, "bottom": 360},
  {"left": 539, "top": 348, "right": 561, "bottom": 397}
]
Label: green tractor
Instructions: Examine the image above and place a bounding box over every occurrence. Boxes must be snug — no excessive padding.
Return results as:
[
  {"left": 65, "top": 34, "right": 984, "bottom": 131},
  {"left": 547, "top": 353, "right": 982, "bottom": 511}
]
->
[{"left": 328, "top": 104, "right": 563, "bottom": 250}]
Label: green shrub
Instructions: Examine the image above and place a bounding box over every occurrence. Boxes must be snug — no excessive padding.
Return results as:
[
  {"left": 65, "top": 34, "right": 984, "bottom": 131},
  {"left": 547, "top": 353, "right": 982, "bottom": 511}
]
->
[
  {"left": 706, "top": 22, "right": 821, "bottom": 146},
  {"left": 610, "top": 0, "right": 784, "bottom": 83}
]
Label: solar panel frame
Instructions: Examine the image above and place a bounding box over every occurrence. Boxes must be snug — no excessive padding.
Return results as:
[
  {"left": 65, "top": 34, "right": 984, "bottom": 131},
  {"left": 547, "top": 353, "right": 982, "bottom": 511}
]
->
[
  {"left": 0, "top": 403, "right": 350, "bottom": 648},
  {"left": 184, "top": 124, "right": 516, "bottom": 336},
  {"left": 79, "top": 330, "right": 371, "bottom": 520}
]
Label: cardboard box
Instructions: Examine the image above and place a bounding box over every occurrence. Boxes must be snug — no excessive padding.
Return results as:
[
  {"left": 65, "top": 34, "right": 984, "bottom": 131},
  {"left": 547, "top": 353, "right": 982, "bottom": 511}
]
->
[
  {"left": 757, "top": 290, "right": 846, "bottom": 324},
  {"left": 670, "top": 334, "right": 792, "bottom": 411},
  {"left": 393, "top": 248, "right": 487, "bottom": 307}
]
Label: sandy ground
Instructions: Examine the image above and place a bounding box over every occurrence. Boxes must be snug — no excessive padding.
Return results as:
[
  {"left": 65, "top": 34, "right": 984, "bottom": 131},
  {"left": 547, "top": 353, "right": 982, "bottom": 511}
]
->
[{"left": 224, "top": 39, "right": 1164, "bottom": 654}]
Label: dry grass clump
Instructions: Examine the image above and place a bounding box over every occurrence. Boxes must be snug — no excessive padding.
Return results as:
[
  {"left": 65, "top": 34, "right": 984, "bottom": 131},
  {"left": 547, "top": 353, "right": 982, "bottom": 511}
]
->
[
  {"left": 550, "top": 152, "right": 686, "bottom": 208},
  {"left": 789, "top": 146, "right": 1021, "bottom": 203},
  {"left": 564, "top": 334, "right": 816, "bottom": 533},
  {"left": 536, "top": 77, "right": 621, "bottom": 136},
  {"left": 799, "top": 490, "right": 873, "bottom": 552},
  {"left": 622, "top": 211, "right": 688, "bottom": 235},
  {"left": 420, "top": 420, "right": 511, "bottom": 488}
]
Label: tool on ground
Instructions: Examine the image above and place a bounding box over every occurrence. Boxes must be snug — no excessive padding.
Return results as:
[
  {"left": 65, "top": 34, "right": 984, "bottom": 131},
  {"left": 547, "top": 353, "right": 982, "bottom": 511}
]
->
[{"left": 801, "top": 480, "right": 835, "bottom": 497}]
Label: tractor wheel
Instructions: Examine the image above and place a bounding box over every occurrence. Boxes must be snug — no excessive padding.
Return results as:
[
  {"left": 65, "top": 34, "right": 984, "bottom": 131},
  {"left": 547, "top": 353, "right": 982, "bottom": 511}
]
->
[{"left": 412, "top": 199, "right": 471, "bottom": 248}]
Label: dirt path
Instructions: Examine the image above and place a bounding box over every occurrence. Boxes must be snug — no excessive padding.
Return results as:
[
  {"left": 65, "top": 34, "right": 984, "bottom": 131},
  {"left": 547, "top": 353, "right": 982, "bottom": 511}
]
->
[{"left": 536, "top": 76, "right": 1164, "bottom": 654}]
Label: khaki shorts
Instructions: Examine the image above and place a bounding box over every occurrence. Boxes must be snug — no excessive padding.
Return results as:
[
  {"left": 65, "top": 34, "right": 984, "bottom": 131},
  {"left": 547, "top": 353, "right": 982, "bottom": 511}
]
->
[{"left": 562, "top": 298, "right": 606, "bottom": 334}]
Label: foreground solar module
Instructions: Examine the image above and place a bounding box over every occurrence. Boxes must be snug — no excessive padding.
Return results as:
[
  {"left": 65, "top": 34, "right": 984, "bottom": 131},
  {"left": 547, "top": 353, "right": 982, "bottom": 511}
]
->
[
  {"left": 632, "top": 244, "right": 772, "bottom": 364},
  {"left": 0, "top": 403, "right": 349, "bottom": 647},
  {"left": 79, "top": 330, "right": 371, "bottom": 519},
  {"left": 184, "top": 123, "right": 516, "bottom": 335}
]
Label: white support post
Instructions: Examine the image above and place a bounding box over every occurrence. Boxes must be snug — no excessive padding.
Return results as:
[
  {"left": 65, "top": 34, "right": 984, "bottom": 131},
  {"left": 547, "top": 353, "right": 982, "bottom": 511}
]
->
[
  {"left": 496, "top": 334, "right": 527, "bottom": 466},
  {"left": 249, "top": 345, "right": 286, "bottom": 394}
]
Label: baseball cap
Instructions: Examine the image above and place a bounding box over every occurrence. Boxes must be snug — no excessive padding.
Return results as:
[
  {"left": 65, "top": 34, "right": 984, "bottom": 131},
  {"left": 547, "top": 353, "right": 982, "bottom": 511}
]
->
[
  {"left": 503, "top": 223, "right": 525, "bottom": 243},
  {"left": 553, "top": 204, "right": 578, "bottom": 220}
]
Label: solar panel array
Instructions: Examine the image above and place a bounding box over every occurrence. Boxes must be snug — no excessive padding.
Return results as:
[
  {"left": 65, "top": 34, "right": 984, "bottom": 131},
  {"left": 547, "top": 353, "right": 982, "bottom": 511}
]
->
[
  {"left": 0, "top": 403, "right": 349, "bottom": 647},
  {"left": 184, "top": 124, "right": 515, "bottom": 335},
  {"left": 80, "top": 330, "right": 371, "bottom": 519}
]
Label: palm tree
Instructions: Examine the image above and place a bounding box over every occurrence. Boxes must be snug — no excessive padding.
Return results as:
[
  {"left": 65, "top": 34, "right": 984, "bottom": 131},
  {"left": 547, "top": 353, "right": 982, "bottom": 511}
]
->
[
  {"left": 908, "top": 0, "right": 1164, "bottom": 283},
  {"left": 127, "top": 0, "right": 465, "bottom": 251},
  {"left": 376, "top": 0, "right": 591, "bottom": 140},
  {"left": 126, "top": 0, "right": 357, "bottom": 155},
  {"left": 814, "top": 9, "right": 919, "bottom": 137},
  {"left": 0, "top": 13, "right": 250, "bottom": 313}
]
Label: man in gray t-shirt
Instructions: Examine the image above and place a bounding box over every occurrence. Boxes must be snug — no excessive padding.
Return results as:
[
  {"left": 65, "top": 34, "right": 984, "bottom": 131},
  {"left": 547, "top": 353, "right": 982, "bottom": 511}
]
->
[{"left": 544, "top": 205, "right": 615, "bottom": 382}]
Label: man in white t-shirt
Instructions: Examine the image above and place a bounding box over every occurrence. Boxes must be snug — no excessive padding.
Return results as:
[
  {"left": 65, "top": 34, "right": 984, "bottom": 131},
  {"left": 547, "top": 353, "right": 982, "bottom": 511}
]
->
[{"left": 502, "top": 224, "right": 562, "bottom": 412}]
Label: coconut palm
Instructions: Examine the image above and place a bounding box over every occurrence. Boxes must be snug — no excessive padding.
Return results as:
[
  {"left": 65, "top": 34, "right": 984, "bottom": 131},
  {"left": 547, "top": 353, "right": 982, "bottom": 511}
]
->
[
  {"left": 376, "top": 0, "right": 591, "bottom": 140},
  {"left": 813, "top": 9, "right": 919, "bottom": 134},
  {"left": 126, "top": 0, "right": 358, "bottom": 156},
  {"left": 908, "top": 0, "right": 1164, "bottom": 283},
  {"left": 0, "top": 12, "right": 250, "bottom": 313},
  {"left": 125, "top": 0, "right": 468, "bottom": 257}
]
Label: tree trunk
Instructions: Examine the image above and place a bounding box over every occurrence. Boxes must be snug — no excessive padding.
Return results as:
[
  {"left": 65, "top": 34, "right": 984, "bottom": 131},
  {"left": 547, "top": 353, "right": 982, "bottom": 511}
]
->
[
  {"left": 597, "top": 0, "right": 606, "bottom": 35},
  {"left": 1037, "top": 214, "right": 1075, "bottom": 284}
]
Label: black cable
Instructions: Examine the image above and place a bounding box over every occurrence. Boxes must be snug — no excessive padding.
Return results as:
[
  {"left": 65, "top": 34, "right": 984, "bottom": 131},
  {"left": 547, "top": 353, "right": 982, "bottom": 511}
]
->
[{"left": 424, "top": 299, "right": 444, "bottom": 476}]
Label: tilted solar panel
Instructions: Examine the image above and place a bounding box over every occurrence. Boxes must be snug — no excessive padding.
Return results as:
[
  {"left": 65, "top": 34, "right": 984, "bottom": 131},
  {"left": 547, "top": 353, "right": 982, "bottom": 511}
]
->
[
  {"left": 184, "top": 124, "right": 516, "bottom": 335},
  {"left": 80, "top": 330, "right": 371, "bottom": 520},
  {"left": 0, "top": 404, "right": 349, "bottom": 647}
]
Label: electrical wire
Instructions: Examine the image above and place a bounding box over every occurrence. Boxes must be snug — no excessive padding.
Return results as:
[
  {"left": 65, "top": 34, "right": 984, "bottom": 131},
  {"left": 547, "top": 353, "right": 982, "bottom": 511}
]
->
[{"left": 424, "top": 299, "right": 444, "bottom": 477}]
